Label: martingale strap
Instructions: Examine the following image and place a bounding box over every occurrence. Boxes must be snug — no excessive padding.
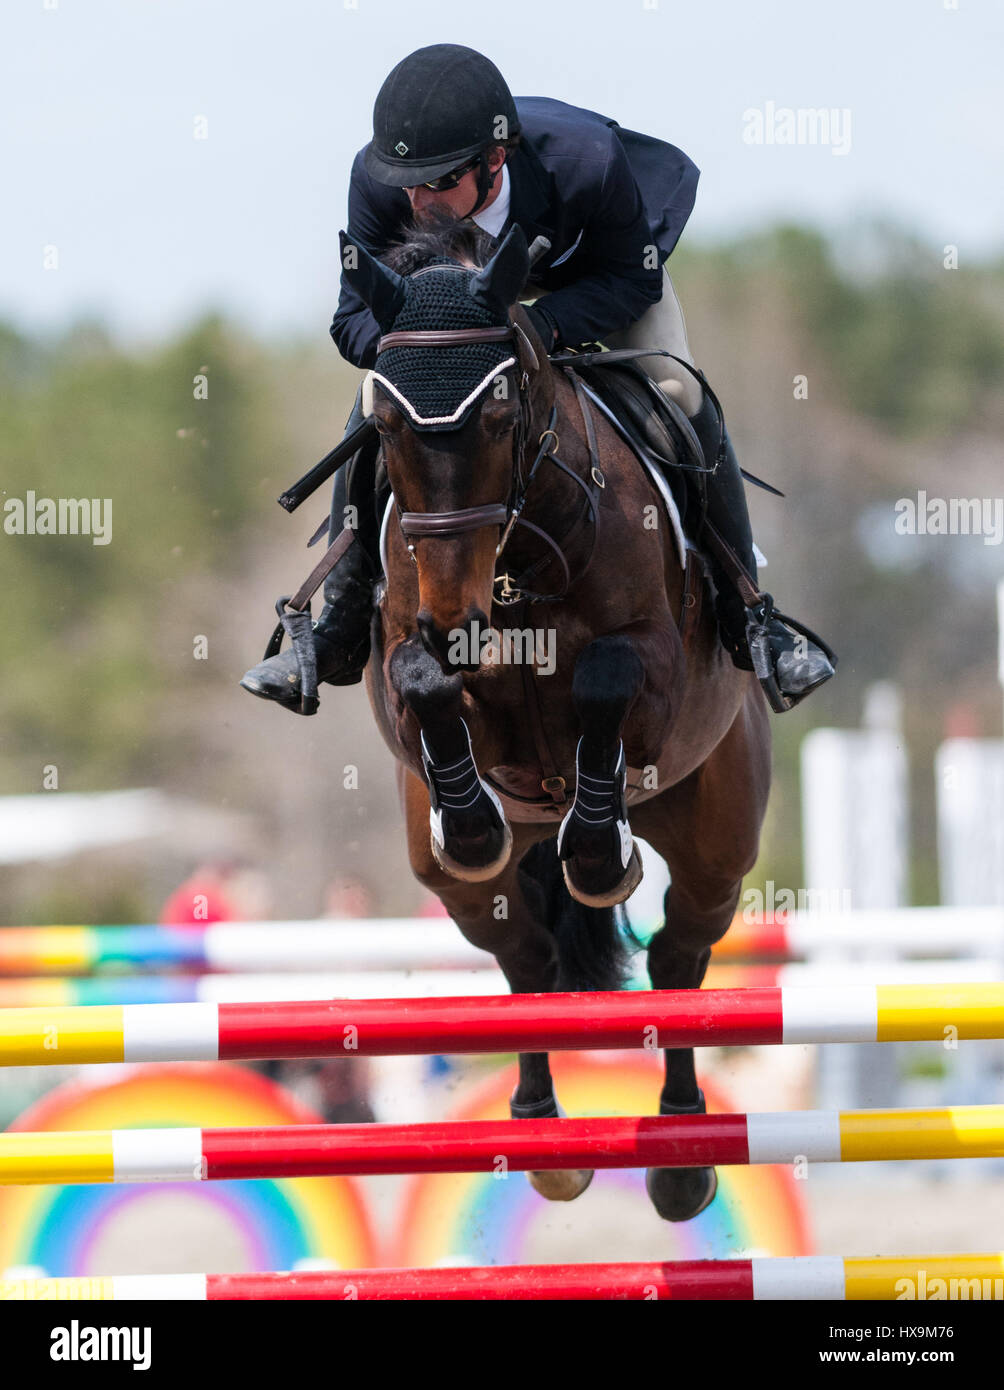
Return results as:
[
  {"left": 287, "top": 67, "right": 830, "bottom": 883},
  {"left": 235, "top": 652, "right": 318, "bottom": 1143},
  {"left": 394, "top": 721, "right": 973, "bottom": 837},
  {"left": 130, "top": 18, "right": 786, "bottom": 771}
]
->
[
  {"left": 512, "top": 596, "right": 569, "bottom": 805},
  {"left": 494, "top": 370, "right": 604, "bottom": 605}
]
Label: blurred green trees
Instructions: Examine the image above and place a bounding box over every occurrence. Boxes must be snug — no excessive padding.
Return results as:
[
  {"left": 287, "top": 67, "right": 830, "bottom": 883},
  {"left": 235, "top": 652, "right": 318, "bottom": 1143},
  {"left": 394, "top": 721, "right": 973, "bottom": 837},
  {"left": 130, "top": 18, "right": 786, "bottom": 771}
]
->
[{"left": 1, "top": 316, "right": 281, "bottom": 785}]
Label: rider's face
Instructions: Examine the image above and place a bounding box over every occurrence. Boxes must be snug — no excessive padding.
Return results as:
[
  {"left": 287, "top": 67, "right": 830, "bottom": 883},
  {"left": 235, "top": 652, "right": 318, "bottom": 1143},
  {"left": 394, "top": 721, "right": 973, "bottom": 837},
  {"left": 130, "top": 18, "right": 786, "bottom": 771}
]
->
[
  {"left": 405, "top": 147, "right": 506, "bottom": 221},
  {"left": 406, "top": 171, "right": 479, "bottom": 219}
]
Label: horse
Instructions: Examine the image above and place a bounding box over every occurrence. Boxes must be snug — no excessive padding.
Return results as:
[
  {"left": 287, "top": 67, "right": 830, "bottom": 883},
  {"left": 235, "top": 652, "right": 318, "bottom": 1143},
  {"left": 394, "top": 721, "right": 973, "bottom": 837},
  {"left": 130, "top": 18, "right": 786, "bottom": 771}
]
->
[{"left": 346, "top": 218, "right": 772, "bottom": 1221}]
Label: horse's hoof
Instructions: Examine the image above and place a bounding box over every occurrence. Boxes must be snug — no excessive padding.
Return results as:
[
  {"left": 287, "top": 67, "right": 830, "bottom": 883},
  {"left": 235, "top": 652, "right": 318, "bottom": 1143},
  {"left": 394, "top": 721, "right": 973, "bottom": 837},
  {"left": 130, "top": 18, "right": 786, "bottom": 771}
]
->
[
  {"left": 561, "top": 842, "right": 644, "bottom": 908},
  {"left": 430, "top": 816, "right": 513, "bottom": 882},
  {"left": 510, "top": 1094, "right": 592, "bottom": 1199},
  {"left": 645, "top": 1163, "right": 718, "bottom": 1222},
  {"left": 527, "top": 1167, "right": 595, "bottom": 1202}
]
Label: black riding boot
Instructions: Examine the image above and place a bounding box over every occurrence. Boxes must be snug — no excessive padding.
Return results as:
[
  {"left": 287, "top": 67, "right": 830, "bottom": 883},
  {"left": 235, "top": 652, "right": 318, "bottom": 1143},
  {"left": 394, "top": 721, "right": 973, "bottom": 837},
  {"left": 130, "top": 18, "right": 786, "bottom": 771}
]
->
[
  {"left": 687, "top": 391, "right": 835, "bottom": 709},
  {"left": 240, "top": 394, "right": 380, "bottom": 711}
]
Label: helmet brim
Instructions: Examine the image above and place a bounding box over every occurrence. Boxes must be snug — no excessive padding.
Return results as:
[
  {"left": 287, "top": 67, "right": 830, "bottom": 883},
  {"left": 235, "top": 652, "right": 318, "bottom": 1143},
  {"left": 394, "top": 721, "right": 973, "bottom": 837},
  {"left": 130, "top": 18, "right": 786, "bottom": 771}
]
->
[{"left": 362, "top": 139, "right": 487, "bottom": 189}]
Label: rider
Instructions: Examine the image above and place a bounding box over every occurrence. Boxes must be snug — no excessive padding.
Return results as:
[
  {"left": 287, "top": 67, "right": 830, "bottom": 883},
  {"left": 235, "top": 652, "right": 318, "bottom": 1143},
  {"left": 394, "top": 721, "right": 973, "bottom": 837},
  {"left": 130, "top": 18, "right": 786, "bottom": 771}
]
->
[{"left": 241, "top": 43, "right": 835, "bottom": 712}]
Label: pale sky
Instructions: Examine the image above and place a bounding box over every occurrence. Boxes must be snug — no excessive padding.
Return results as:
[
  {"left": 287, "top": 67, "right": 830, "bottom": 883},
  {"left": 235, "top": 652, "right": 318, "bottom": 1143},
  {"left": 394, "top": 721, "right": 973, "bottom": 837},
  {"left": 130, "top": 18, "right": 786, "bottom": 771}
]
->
[{"left": 1, "top": 0, "right": 1001, "bottom": 345}]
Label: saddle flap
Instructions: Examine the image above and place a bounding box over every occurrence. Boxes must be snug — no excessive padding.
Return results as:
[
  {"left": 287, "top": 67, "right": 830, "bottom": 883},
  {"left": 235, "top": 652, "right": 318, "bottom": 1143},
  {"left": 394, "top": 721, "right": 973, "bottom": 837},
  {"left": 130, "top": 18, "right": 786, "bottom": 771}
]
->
[
  {"left": 568, "top": 362, "right": 695, "bottom": 525},
  {"left": 576, "top": 360, "right": 702, "bottom": 457}
]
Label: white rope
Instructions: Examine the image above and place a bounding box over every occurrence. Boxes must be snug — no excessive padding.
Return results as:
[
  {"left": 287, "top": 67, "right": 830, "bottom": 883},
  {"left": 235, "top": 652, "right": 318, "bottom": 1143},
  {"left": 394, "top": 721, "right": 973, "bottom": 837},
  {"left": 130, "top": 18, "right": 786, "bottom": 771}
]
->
[{"left": 371, "top": 358, "right": 516, "bottom": 427}]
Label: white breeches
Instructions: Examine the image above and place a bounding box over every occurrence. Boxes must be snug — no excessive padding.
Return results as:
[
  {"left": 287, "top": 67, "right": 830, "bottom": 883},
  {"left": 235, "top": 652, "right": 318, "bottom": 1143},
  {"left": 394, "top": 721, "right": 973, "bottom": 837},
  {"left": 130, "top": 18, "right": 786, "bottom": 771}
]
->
[{"left": 602, "top": 266, "right": 703, "bottom": 416}]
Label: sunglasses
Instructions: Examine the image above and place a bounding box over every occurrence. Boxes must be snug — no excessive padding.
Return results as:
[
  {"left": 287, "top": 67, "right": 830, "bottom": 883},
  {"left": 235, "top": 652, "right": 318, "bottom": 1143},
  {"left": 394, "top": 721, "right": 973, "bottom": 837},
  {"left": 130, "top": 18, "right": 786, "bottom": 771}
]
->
[{"left": 414, "top": 154, "right": 482, "bottom": 193}]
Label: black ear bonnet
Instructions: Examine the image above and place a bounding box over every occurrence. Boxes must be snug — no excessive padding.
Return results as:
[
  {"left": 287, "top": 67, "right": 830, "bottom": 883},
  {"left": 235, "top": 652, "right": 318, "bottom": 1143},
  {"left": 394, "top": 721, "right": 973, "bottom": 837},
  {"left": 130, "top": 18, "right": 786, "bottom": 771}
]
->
[
  {"left": 372, "top": 261, "right": 516, "bottom": 431},
  {"left": 339, "top": 225, "right": 530, "bottom": 432}
]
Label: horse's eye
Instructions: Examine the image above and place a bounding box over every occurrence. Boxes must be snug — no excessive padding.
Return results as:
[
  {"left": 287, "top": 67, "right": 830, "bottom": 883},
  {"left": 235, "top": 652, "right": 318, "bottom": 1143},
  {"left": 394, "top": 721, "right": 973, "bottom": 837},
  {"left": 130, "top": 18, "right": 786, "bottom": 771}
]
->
[{"left": 482, "top": 401, "right": 519, "bottom": 438}]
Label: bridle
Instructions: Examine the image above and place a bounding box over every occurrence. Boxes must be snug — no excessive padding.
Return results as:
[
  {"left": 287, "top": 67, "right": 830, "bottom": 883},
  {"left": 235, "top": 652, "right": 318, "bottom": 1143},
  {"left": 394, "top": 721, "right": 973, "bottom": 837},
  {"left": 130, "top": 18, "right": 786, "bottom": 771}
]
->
[
  {"left": 378, "top": 304, "right": 605, "bottom": 607},
  {"left": 378, "top": 317, "right": 536, "bottom": 544}
]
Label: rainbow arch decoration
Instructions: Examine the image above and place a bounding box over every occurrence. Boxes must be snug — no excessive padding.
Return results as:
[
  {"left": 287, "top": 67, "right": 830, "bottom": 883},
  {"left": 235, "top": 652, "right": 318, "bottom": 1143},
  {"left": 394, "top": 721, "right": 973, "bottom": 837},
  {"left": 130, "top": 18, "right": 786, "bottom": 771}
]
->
[
  {"left": 0, "top": 1063, "right": 377, "bottom": 1278},
  {"left": 389, "top": 1051, "right": 812, "bottom": 1267}
]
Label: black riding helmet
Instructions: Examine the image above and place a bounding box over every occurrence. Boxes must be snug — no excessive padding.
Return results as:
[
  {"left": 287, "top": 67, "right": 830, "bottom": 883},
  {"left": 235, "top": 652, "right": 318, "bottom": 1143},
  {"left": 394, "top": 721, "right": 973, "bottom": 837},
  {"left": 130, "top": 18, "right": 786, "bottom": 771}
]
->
[{"left": 364, "top": 44, "right": 520, "bottom": 215}]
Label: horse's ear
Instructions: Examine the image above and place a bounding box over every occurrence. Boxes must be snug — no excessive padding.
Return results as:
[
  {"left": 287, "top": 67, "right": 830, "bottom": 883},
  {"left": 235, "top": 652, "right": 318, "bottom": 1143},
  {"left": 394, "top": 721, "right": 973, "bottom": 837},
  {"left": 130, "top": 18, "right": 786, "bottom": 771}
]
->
[
  {"left": 339, "top": 231, "right": 407, "bottom": 328},
  {"left": 469, "top": 225, "right": 530, "bottom": 312}
]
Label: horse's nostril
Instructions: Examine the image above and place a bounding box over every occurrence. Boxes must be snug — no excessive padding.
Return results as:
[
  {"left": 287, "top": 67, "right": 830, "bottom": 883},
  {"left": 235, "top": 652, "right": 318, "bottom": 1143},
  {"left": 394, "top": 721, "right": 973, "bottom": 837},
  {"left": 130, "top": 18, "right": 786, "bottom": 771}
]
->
[
  {"left": 415, "top": 610, "right": 484, "bottom": 672},
  {"left": 416, "top": 612, "right": 449, "bottom": 660}
]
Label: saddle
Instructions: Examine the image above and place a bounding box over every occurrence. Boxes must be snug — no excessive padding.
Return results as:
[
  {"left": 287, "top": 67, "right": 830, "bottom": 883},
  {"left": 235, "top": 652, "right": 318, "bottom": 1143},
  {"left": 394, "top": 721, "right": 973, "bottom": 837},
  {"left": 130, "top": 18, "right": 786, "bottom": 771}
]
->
[
  {"left": 559, "top": 353, "right": 704, "bottom": 533},
  {"left": 551, "top": 349, "right": 795, "bottom": 601}
]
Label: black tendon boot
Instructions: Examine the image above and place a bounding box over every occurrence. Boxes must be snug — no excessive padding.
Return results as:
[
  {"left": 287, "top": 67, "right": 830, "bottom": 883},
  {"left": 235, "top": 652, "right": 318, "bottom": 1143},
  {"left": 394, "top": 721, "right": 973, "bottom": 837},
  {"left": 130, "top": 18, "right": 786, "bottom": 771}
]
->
[
  {"left": 240, "top": 402, "right": 380, "bottom": 711},
  {"left": 687, "top": 391, "right": 836, "bottom": 710}
]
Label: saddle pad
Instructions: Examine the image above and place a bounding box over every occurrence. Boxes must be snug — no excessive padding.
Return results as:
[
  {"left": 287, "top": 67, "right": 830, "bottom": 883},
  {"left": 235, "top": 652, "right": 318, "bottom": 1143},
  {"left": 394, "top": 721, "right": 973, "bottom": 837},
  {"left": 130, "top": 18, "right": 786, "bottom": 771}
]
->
[{"left": 573, "top": 365, "right": 690, "bottom": 569}]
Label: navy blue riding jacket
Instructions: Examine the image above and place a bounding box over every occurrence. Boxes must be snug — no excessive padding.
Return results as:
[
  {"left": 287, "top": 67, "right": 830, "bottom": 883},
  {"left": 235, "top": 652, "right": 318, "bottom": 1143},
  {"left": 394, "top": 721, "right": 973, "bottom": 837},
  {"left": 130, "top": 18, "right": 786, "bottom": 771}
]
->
[{"left": 331, "top": 96, "right": 699, "bottom": 368}]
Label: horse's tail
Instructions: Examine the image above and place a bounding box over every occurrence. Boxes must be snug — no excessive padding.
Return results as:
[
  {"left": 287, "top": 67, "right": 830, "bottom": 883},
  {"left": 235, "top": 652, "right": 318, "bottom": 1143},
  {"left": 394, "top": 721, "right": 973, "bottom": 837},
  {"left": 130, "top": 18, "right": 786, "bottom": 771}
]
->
[{"left": 517, "top": 838, "right": 635, "bottom": 992}]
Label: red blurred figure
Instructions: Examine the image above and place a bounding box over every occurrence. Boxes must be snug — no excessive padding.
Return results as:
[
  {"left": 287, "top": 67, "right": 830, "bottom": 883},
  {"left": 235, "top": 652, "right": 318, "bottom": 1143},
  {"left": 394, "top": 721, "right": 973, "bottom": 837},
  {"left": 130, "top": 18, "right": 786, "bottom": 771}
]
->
[
  {"left": 159, "top": 876, "right": 235, "bottom": 927},
  {"left": 159, "top": 859, "right": 268, "bottom": 928}
]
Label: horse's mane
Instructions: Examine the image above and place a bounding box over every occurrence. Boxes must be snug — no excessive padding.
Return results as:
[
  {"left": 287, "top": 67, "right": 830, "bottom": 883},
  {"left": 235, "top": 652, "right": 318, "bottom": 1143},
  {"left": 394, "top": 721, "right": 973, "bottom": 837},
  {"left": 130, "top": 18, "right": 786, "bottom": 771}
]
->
[{"left": 382, "top": 208, "right": 500, "bottom": 276}]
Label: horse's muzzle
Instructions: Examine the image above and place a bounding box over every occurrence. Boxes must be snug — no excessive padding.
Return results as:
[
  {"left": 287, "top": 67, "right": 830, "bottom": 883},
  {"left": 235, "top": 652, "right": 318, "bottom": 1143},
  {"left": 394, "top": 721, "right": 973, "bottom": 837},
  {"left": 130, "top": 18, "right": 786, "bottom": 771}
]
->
[{"left": 417, "top": 607, "right": 489, "bottom": 674}]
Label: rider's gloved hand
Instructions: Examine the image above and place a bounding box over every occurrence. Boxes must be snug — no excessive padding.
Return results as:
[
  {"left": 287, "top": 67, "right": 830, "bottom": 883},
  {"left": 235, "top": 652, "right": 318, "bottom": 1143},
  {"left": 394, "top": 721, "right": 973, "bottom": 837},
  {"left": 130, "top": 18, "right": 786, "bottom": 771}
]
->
[{"left": 523, "top": 301, "right": 559, "bottom": 350}]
